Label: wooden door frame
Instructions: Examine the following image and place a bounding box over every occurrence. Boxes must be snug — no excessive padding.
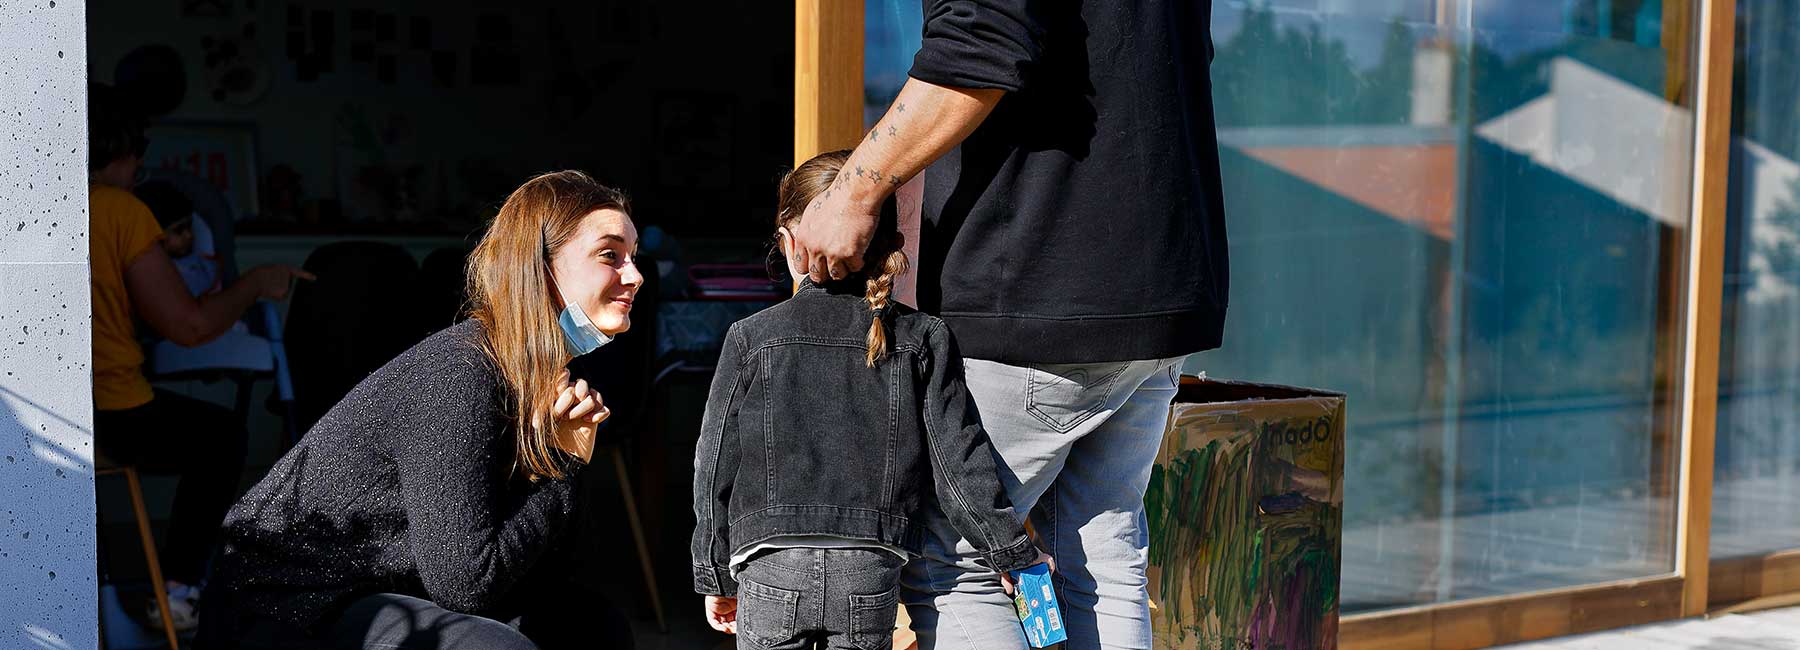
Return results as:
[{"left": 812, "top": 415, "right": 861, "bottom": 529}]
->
[{"left": 794, "top": 0, "right": 864, "bottom": 167}]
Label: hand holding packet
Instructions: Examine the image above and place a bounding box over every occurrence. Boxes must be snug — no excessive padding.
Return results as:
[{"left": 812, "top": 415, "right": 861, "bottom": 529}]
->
[{"left": 1009, "top": 562, "right": 1066, "bottom": 647}]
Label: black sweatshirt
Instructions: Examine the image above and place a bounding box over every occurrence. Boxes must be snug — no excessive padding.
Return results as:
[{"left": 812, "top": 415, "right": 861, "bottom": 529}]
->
[
  {"left": 207, "top": 320, "right": 580, "bottom": 633},
  {"left": 911, "top": 0, "right": 1227, "bottom": 364}
]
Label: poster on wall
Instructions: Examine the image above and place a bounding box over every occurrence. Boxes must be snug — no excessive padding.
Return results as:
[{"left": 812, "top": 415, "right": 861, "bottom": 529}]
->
[
  {"left": 142, "top": 121, "right": 260, "bottom": 218},
  {"left": 182, "top": 0, "right": 232, "bottom": 17},
  {"left": 654, "top": 92, "right": 733, "bottom": 191}
]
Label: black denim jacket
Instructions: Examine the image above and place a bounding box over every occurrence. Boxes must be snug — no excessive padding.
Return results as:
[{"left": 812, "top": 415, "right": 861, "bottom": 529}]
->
[{"left": 690, "top": 279, "right": 1036, "bottom": 596}]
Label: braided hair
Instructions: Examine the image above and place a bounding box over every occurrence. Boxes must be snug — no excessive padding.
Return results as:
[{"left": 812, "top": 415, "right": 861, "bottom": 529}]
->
[{"left": 774, "top": 149, "right": 908, "bottom": 367}]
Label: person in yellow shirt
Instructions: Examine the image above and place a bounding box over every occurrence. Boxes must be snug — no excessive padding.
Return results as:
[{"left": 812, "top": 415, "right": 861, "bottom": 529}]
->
[{"left": 88, "top": 85, "right": 312, "bottom": 632}]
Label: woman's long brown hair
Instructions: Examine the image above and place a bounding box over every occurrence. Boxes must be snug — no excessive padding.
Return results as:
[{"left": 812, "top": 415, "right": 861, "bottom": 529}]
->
[
  {"left": 466, "top": 170, "right": 630, "bottom": 481},
  {"left": 776, "top": 150, "right": 908, "bottom": 367}
]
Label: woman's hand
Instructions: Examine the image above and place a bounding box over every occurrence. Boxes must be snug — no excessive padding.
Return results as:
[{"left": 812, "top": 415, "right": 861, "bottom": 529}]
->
[
  {"left": 550, "top": 372, "right": 609, "bottom": 464},
  {"left": 998, "top": 549, "right": 1056, "bottom": 596},
  {"left": 704, "top": 595, "right": 738, "bottom": 634}
]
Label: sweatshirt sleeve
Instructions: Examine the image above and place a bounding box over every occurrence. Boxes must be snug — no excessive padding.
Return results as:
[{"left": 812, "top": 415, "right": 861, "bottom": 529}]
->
[
  {"left": 909, "top": 0, "right": 1046, "bottom": 92},
  {"left": 390, "top": 349, "right": 581, "bottom": 615},
  {"left": 918, "top": 320, "right": 1039, "bottom": 574}
]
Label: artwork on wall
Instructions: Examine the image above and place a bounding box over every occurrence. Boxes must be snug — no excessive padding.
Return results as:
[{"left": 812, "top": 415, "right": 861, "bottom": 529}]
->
[
  {"left": 142, "top": 120, "right": 261, "bottom": 218},
  {"left": 183, "top": 0, "right": 232, "bottom": 17},
  {"left": 330, "top": 106, "right": 422, "bottom": 223},
  {"left": 431, "top": 51, "right": 458, "bottom": 88},
  {"left": 471, "top": 13, "right": 520, "bottom": 86},
  {"left": 654, "top": 92, "right": 734, "bottom": 192},
  {"left": 1145, "top": 380, "right": 1345, "bottom": 650},
  {"left": 201, "top": 22, "right": 272, "bottom": 106},
  {"left": 285, "top": 6, "right": 335, "bottom": 82},
  {"left": 596, "top": 3, "right": 641, "bottom": 44}
]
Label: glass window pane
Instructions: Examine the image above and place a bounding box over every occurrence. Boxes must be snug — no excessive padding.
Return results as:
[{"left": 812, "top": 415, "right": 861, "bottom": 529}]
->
[
  {"left": 865, "top": 0, "right": 921, "bottom": 129},
  {"left": 1712, "top": 0, "right": 1800, "bottom": 560},
  {"left": 1198, "top": 0, "right": 1693, "bottom": 612},
  {"left": 860, "top": 0, "right": 1696, "bottom": 614}
]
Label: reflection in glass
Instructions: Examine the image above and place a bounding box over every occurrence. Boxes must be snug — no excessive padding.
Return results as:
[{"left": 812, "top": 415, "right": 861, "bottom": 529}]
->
[
  {"left": 1199, "top": 0, "right": 1693, "bottom": 612},
  {"left": 1712, "top": 0, "right": 1800, "bottom": 560},
  {"left": 859, "top": 0, "right": 1698, "bottom": 613},
  {"left": 864, "top": 0, "right": 922, "bottom": 128}
]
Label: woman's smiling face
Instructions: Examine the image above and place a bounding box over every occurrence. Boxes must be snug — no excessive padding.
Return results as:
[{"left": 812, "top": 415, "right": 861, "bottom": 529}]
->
[{"left": 549, "top": 208, "right": 642, "bottom": 336}]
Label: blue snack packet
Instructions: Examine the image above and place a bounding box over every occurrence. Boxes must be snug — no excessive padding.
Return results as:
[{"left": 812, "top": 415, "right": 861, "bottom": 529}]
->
[{"left": 1009, "top": 563, "right": 1066, "bottom": 647}]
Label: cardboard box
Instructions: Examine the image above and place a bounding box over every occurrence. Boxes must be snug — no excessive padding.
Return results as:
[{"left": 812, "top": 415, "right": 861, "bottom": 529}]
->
[
  {"left": 1010, "top": 562, "right": 1067, "bottom": 647},
  {"left": 1146, "top": 378, "right": 1345, "bottom": 650}
]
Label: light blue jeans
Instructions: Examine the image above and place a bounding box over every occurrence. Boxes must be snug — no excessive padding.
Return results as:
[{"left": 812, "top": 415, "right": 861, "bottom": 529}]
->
[{"left": 902, "top": 356, "right": 1186, "bottom": 650}]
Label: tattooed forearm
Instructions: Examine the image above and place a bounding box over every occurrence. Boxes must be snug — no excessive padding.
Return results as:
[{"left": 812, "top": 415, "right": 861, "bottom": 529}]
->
[{"left": 812, "top": 78, "right": 1001, "bottom": 211}]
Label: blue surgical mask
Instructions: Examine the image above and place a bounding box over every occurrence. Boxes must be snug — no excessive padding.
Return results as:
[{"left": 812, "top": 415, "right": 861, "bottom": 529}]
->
[{"left": 555, "top": 279, "right": 613, "bottom": 356}]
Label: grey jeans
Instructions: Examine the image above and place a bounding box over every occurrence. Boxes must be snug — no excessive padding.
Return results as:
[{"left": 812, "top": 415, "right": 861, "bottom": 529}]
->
[
  {"left": 902, "top": 356, "right": 1186, "bottom": 650},
  {"left": 736, "top": 548, "right": 909, "bottom": 650}
]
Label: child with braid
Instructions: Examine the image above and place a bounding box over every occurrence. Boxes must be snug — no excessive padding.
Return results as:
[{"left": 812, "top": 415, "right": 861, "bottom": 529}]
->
[{"left": 692, "top": 150, "right": 1050, "bottom": 650}]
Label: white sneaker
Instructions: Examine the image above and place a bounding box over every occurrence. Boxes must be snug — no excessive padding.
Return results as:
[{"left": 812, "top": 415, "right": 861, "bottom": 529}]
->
[{"left": 146, "top": 581, "right": 200, "bottom": 633}]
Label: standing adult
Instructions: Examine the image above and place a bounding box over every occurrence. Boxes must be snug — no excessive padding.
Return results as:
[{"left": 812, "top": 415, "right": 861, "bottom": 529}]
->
[{"left": 788, "top": 2, "right": 1225, "bottom": 648}]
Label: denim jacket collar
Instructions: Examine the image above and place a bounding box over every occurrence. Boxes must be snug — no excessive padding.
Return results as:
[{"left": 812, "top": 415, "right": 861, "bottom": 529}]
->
[{"left": 794, "top": 276, "right": 867, "bottom": 298}]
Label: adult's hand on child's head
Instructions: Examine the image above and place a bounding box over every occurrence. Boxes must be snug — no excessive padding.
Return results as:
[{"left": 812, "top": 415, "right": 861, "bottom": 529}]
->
[
  {"left": 704, "top": 595, "right": 738, "bottom": 634},
  {"left": 246, "top": 264, "right": 315, "bottom": 300},
  {"left": 791, "top": 181, "right": 881, "bottom": 283},
  {"left": 550, "top": 372, "right": 608, "bottom": 464}
]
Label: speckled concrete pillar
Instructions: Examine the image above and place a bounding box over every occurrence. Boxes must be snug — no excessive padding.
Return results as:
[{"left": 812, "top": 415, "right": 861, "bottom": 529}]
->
[{"left": 0, "top": 0, "right": 100, "bottom": 647}]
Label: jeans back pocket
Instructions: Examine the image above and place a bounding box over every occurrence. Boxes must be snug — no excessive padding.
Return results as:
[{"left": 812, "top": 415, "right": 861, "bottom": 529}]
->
[
  {"left": 739, "top": 578, "right": 802, "bottom": 649},
  {"left": 847, "top": 585, "right": 900, "bottom": 650},
  {"left": 1026, "top": 362, "right": 1128, "bottom": 433}
]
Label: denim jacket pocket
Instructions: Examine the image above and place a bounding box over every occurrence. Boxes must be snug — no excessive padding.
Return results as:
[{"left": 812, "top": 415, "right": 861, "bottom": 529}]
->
[{"left": 1025, "top": 362, "right": 1128, "bottom": 433}]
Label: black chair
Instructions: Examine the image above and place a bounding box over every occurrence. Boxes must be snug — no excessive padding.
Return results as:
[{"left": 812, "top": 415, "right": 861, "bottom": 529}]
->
[
  {"left": 285, "top": 241, "right": 426, "bottom": 439},
  {"left": 415, "top": 245, "right": 474, "bottom": 331}
]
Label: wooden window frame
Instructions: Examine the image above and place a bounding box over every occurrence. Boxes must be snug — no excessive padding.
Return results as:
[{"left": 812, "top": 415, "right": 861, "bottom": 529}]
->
[{"left": 797, "top": 0, "right": 1762, "bottom": 647}]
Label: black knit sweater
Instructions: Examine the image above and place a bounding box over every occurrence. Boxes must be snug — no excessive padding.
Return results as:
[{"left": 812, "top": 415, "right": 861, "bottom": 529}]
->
[{"left": 208, "top": 319, "right": 581, "bottom": 633}]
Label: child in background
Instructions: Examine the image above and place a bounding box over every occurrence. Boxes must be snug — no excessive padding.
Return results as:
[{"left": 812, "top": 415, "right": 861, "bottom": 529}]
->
[
  {"left": 691, "top": 150, "right": 1050, "bottom": 650},
  {"left": 134, "top": 180, "right": 218, "bottom": 296}
]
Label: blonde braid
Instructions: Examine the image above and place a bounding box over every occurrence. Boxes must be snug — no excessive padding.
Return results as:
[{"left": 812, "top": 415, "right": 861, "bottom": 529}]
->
[{"left": 864, "top": 241, "right": 910, "bottom": 367}]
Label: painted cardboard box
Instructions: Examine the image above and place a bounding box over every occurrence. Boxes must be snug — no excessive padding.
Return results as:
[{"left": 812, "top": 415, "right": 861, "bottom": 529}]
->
[{"left": 1146, "top": 378, "right": 1344, "bottom": 650}]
